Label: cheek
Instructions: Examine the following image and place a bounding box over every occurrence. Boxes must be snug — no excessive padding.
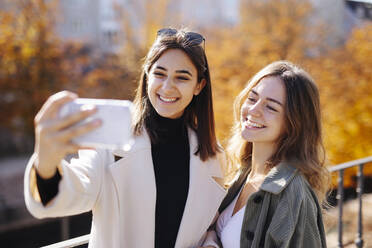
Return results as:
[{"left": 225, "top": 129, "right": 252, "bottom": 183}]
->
[
  {"left": 190, "top": 85, "right": 199, "bottom": 98},
  {"left": 182, "top": 90, "right": 195, "bottom": 107},
  {"left": 147, "top": 79, "right": 157, "bottom": 95},
  {"left": 146, "top": 82, "right": 158, "bottom": 108},
  {"left": 240, "top": 105, "right": 248, "bottom": 120},
  {"left": 274, "top": 115, "right": 286, "bottom": 135},
  {"left": 181, "top": 84, "right": 197, "bottom": 99}
]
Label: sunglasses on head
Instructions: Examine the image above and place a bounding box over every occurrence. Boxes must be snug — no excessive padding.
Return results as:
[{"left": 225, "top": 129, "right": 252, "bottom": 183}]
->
[{"left": 157, "top": 28, "right": 205, "bottom": 49}]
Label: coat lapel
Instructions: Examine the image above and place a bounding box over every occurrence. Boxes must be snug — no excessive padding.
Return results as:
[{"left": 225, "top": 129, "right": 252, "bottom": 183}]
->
[
  {"left": 109, "top": 128, "right": 226, "bottom": 247},
  {"left": 109, "top": 130, "right": 157, "bottom": 247},
  {"left": 175, "top": 130, "right": 227, "bottom": 248},
  {"left": 260, "top": 161, "right": 298, "bottom": 194}
]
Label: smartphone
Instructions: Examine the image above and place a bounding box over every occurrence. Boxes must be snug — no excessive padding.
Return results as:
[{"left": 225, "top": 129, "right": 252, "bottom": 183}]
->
[{"left": 59, "top": 98, "right": 134, "bottom": 151}]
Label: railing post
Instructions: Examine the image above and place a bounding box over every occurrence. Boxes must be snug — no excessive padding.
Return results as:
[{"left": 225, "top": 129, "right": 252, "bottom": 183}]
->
[
  {"left": 61, "top": 217, "right": 70, "bottom": 241},
  {"left": 337, "top": 169, "right": 344, "bottom": 248},
  {"left": 355, "top": 163, "right": 364, "bottom": 248}
]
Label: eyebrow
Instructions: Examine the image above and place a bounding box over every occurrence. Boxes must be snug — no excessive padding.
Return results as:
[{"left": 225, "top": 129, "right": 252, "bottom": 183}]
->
[
  {"left": 251, "top": 90, "right": 283, "bottom": 106},
  {"left": 154, "top": 66, "right": 192, "bottom": 77},
  {"left": 155, "top": 66, "right": 167, "bottom": 71},
  {"left": 176, "top": 70, "right": 192, "bottom": 76}
]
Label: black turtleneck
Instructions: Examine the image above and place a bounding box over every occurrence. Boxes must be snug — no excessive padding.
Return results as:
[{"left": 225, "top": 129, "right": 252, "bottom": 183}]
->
[{"left": 150, "top": 113, "right": 190, "bottom": 248}]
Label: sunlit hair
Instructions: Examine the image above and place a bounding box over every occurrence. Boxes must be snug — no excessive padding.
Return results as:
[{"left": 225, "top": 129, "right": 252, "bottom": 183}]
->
[
  {"left": 132, "top": 28, "right": 219, "bottom": 161},
  {"left": 227, "top": 61, "right": 330, "bottom": 201}
]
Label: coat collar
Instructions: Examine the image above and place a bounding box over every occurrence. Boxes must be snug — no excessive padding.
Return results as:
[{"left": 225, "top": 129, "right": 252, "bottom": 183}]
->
[
  {"left": 109, "top": 127, "right": 226, "bottom": 247},
  {"left": 111, "top": 128, "right": 152, "bottom": 158},
  {"left": 259, "top": 161, "right": 298, "bottom": 194},
  {"left": 111, "top": 128, "right": 224, "bottom": 178},
  {"left": 175, "top": 128, "right": 226, "bottom": 247}
]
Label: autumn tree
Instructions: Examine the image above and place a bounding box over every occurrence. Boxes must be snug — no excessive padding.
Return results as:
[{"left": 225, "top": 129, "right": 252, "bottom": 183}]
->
[
  {"left": 115, "top": 0, "right": 182, "bottom": 81},
  {"left": 0, "top": 0, "right": 120, "bottom": 153},
  {"left": 206, "top": 0, "right": 322, "bottom": 142},
  {"left": 0, "top": 0, "right": 185, "bottom": 154},
  {"left": 309, "top": 24, "right": 372, "bottom": 186},
  {"left": 206, "top": 0, "right": 372, "bottom": 186},
  {"left": 0, "top": 0, "right": 67, "bottom": 152}
]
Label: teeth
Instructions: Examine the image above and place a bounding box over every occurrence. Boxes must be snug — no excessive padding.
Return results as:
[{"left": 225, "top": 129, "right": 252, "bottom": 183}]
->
[
  {"left": 159, "top": 95, "right": 177, "bottom": 102},
  {"left": 247, "top": 119, "right": 264, "bottom": 128}
]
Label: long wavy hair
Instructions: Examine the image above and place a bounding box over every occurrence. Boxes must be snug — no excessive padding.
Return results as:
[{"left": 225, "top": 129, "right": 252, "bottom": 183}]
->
[
  {"left": 132, "top": 28, "right": 219, "bottom": 161},
  {"left": 227, "top": 61, "right": 330, "bottom": 201}
]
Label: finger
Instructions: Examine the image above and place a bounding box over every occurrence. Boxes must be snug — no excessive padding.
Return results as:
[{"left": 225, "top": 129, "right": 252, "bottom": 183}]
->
[
  {"left": 35, "top": 91, "right": 78, "bottom": 124},
  {"left": 44, "top": 91, "right": 78, "bottom": 119},
  {"left": 34, "top": 122, "right": 54, "bottom": 141},
  {"left": 65, "top": 143, "right": 82, "bottom": 155},
  {"left": 50, "top": 105, "right": 97, "bottom": 131},
  {"left": 36, "top": 106, "right": 97, "bottom": 137},
  {"left": 55, "top": 119, "right": 102, "bottom": 143}
]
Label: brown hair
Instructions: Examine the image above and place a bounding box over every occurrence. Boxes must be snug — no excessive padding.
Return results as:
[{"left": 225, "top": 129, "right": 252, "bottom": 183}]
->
[
  {"left": 227, "top": 61, "right": 330, "bottom": 201},
  {"left": 132, "top": 28, "right": 219, "bottom": 161}
]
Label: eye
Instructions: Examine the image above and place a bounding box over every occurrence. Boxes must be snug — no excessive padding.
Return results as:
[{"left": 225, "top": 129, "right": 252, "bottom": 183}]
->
[
  {"left": 177, "top": 76, "right": 189, "bottom": 81},
  {"left": 153, "top": 71, "right": 165, "bottom": 77},
  {"left": 247, "top": 97, "right": 256, "bottom": 103},
  {"left": 266, "top": 105, "right": 278, "bottom": 112}
]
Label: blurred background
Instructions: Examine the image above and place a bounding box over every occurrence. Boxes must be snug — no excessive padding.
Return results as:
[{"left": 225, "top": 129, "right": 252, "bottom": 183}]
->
[{"left": 0, "top": 0, "right": 371, "bottom": 247}]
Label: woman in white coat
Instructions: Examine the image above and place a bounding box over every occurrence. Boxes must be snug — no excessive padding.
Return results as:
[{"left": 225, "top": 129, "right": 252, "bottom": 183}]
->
[{"left": 24, "top": 28, "right": 227, "bottom": 248}]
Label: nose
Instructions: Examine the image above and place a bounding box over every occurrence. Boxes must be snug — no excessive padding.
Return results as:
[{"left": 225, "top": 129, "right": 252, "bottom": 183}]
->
[
  {"left": 247, "top": 101, "right": 262, "bottom": 117},
  {"left": 161, "top": 77, "right": 174, "bottom": 92}
]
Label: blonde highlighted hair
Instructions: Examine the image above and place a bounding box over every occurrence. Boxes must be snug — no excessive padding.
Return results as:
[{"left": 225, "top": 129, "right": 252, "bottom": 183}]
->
[{"left": 227, "top": 61, "right": 330, "bottom": 202}]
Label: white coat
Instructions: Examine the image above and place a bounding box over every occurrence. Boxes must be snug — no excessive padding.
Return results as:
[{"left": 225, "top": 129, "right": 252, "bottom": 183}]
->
[{"left": 24, "top": 129, "right": 227, "bottom": 248}]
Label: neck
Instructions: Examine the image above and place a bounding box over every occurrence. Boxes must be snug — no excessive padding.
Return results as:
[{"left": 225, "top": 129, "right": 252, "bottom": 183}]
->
[{"left": 250, "top": 142, "right": 276, "bottom": 177}]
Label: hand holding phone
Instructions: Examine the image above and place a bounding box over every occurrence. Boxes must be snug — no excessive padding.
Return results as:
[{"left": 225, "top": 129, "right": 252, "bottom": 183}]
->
[{"left": 59, "top": 98, "right": 134, "bottom": 151}]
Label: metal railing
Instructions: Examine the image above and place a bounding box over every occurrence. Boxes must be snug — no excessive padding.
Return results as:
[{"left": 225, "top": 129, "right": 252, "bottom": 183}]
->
[
  {"left": 329, "top": 155, "right": 372, "bottom": 248},
  {"left": 41, "top": 234, "right": 90, "bottom": 248},
  {"left": 45, "top": 156, "right": 372, "bottom": 248}
]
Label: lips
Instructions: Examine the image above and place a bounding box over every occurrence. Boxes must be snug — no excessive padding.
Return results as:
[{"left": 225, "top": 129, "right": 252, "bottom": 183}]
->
[
  {"left": 243, "top": 118, "right": 266, "bottom": 129},
  {"left": 158, "top": 94, "right": 178, "bottom": 103}
]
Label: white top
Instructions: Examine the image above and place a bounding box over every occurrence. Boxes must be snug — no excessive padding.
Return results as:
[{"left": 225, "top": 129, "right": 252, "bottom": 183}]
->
[{"left": 216, "top": 187, "right": 245, "bottom": 248}]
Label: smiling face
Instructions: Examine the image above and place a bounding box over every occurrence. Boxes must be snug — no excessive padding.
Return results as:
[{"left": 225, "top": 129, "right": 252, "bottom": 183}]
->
[
  {"left": 241, "top": 76, "right": 286, "bottom": 145},
  {"left": 147, "top": 49, "right": 205, "bottom": 119}
]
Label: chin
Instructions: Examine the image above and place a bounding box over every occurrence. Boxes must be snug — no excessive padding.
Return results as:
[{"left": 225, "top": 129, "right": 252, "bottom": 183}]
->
[
  {"left": 157, "top": 112, "right": 172, "bottom": 118},
  {"left": 241, "top": 131, "right": 253, "bottom": 142},
  {"left": 157, "top": 110, "right": 182, "bottom": 119}
]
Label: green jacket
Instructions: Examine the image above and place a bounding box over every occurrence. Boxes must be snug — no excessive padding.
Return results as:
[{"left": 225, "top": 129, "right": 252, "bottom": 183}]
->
[{"left": 205, "top": 161, "right": 327, "bottom": 248}]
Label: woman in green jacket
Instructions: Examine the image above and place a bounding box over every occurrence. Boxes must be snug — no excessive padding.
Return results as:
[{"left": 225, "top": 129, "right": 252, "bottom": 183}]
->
[{"left": 202, "top": 61, "right": 330, "bottom": 248}]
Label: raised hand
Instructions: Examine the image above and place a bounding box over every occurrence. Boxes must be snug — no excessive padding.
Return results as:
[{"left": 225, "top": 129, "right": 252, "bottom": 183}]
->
[{"left": 34, "top": 91, "right": 101, "bottom": 178}]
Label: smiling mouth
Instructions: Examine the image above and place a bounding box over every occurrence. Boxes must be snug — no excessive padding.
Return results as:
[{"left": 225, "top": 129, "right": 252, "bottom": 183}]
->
[
  {"left": 244, "top": 119, "right": 266, "bottom": 129},
  {"left": 158, "top": 95, "right": 178, "bottom": 103}
]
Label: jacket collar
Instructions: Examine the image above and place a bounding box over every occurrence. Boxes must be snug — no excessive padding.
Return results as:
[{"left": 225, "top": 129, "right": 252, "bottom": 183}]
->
[
  {"left": 108, "top": 126, "right": 226, "bottom": 247},
  {"left": 111, "top": 127, "right": 224, "bottom": 177},
  {"left": 111, "top": 128, "right": 151, "bottom": 157},
  {"left": 259, "top": 161, "right": 298, "bottom": 194}
]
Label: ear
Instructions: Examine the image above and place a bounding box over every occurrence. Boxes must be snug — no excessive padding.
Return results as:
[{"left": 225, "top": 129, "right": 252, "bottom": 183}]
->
[{"left": 193, "top": 79, "right": 206, "bottom": 96}]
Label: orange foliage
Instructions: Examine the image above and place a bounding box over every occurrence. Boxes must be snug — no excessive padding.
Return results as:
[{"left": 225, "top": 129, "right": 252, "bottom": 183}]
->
[
  {"left": 0, "top": 0, "right": 66, "bottom": 137},
  {"left": 206, "top": 0, "right": 322, "bottom": 143},
  {"left": 205, "top": 0, "right": 372, "bottom": 187},
  {"left": 309, "top": 25, "right": 372, "bottom": 187},
  {"left": 1, "top": 0, "right": 371, "bottom": 188},
  {"left": 0, "top": 0, "right": 137, "bottom": 153}
]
